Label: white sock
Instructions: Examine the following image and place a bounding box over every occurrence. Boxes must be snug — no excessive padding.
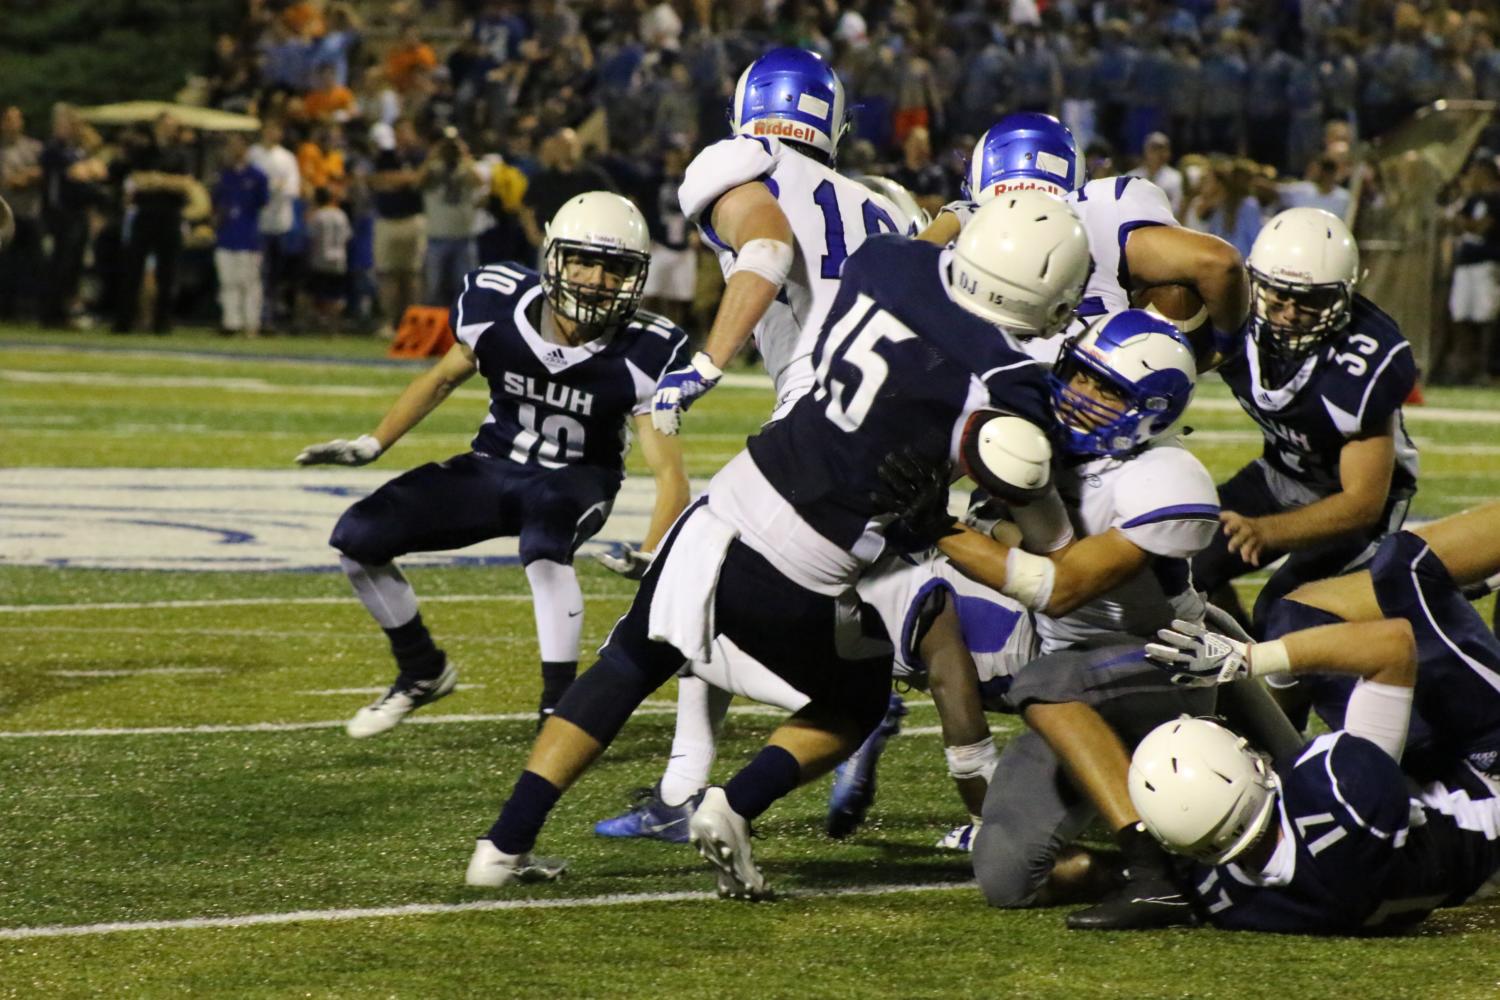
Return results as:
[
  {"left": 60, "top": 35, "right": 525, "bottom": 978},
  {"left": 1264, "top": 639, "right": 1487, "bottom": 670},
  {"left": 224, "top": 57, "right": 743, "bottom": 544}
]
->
[
  {"left": 340, "top": 555, "right": 418, "bottom": 628},
  {"left": 660, "top": 672, "right": 733, "bottom": 806},
  {"left": 525, "top": 559, "right": 583, "bottom": 663}
]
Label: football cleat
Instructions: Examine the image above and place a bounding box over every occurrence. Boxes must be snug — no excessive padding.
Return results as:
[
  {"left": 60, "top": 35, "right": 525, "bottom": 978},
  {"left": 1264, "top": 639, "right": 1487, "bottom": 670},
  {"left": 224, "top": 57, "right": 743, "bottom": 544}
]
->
[
  {"left": 826, "top": 693, "right": 908, "bottom": 838},
  {"left": 464, "top": 838, "right": 568, "bottom": 889},
  {"left": 1064, "top": 872, "right": 1201, "bottom": 931},
  {"left": 936, "top": 821, "right": 980, "bottom": 852},
  {"left": 688, "top": 786, "right": 771, "bottom": 901},
  {"left": 594, "top": 783, "right": 697, "bottom": 843},
  {"left": 345, "top": 663, "right": 458, "bottom": 739}
]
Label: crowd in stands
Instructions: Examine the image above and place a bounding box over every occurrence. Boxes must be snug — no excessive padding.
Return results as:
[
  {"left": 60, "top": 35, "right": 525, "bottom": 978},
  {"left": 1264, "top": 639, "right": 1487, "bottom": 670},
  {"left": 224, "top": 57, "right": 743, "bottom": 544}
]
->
[{"left": 0, "top": 0, "right": 1497, "bottom": 380}]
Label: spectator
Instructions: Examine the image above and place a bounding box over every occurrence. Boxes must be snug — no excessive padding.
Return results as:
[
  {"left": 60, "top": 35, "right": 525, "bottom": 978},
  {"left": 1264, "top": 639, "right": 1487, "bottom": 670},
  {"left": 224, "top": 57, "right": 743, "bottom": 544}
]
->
[
  {"left": 212, "top": 132, "right": 270, "bottom": 338},
  {"left": 370, "top": 119, "right": 427, "bottom": 337},
  {"left": 519, "top": 127, "right": 615, "bottom": 254},
  {"left": 1163, "top": 36, "right": 1202, "bottom": 154},
  {"left": 641, "top": 142, "right": 695, "bottom": 328},
  {"left": 249, "top": 120, "right": 303, "bottom": 331},
  {"left": 1199, "top": 31, "right": 1247, "bottom": 156},
  {"left": 1092, "top": 20, "right": 1137, "bottom": 153},
  {"left": 39, "top": 104, "right": 104, "bottom": 329},
  {"left": 1185, "top": 158, "right": 1262, "bottom": 257},
  {"left": 301, "top": 64, "right": 358, "bottom": 123},
  {"left": 385, "top": 21, "right": 439, "bottom": 95},
  {"left": 113, "top": 113, "right": 195, "bottom": 334},
  {"left": 1447, "top": 157, "right": 1500, "bottom": 385},
  {"left": 1011, "top": 23, "right": 1062, "bottom": 115},
  {"left": 312, "top": 2, "right": 363, "bottom": 87},
  {"left": 1278, "top": 154, "right": 1351, "bottom": 219},
  {"left": 1245, "top": 32, "right": 1299, "bottom": 172},
  {"left": 420, "top": 128, "right": 483, "bottom": 307},
  {"left": 260, "top": 18, "right": 316, "bottom": 96},
  {"left": 0, "top": 105, "right": 44, "bottom": 320},
  {"left": 888, "top": 126, "right": 949, "bottom": 219},
  {"left": 1126, "top": 31, "right": 1174, "bottom": 155},
  {"left": 297, "top": 125, "right": 347, "bottom": 203},
  {"left": 305, "top": 187, "right": 352, "bottom": 332},
  {"left": 1058, "top": 24, "right": 1099, "bottom": 150},
  {"left": 1127, "top": 132, "right": 1185, "bottom": 217}
]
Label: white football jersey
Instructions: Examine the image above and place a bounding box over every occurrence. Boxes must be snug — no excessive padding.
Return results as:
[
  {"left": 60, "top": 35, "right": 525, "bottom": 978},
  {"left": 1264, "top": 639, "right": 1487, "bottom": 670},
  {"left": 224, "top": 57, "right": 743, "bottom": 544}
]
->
[
  {"left": 679, "top": 135, "right": 904, "bottom": 410},
  {"left": 945, "top": 176, "right": 1180, "bottom": 368},
  {"left": 1037, "top": 439, "right": 1219, "bottom": 652}
]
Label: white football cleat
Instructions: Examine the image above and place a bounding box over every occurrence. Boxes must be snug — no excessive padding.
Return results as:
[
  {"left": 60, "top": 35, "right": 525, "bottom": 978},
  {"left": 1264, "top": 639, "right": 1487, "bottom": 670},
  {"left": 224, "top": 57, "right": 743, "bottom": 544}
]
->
[
  {"left": 688, "top": 786, "right": 771, "bottom": 901},
  {"left": 346, "top": 663, "right": 458, "bottom": 739},
  {"left": 464, "top": 838, "right": 567, "bottom": 888},
  {"left": 936, "top": 821, "right": 980, "bottom": 852}
]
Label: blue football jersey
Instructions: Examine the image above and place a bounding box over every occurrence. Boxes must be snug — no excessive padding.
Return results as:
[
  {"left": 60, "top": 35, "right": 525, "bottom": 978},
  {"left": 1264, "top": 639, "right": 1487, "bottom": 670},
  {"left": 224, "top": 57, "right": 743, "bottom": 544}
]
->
[
  {"left": 1191, "top": 731, "right": 1415, "bottom": 934},
  {"left": 451, "top": 264, "right": 691, "bottom": 476},
  {"left": 1218, "top": 294, "right": 1418, "bottom": 500},
  {"left": 746, "top": 234, "right": 1056, "bottom": 551}
]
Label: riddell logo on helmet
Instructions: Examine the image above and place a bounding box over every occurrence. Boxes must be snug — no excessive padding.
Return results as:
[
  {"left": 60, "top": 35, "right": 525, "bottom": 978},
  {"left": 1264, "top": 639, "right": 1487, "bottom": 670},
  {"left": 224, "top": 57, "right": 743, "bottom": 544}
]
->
[
  {"left": 988, "top": 179, "right": 1065, "bottom": 197},
  {"left": 753, "top": 119, "right": 819, "bottom": 143}
]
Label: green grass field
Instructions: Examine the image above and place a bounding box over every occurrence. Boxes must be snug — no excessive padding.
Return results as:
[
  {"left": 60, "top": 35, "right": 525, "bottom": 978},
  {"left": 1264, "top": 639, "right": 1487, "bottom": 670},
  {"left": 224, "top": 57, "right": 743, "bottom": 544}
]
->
[{"left": 3, "top": 327, "right": 1500, "bottom": 999}]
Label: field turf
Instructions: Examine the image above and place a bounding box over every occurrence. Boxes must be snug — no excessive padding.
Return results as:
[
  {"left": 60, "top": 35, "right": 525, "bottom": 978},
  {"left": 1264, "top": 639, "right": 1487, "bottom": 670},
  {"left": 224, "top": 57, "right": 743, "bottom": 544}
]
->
[{"left": 2, "top": 328, "right": 1499, "bottom": 999}]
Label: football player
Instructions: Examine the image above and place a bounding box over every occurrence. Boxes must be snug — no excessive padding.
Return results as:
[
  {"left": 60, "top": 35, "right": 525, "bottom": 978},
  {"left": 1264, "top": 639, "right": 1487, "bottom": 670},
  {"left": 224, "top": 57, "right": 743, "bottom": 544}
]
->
[
  {"left": 918, "top": 112, "right": 1249, "bottom": 371},
  {"left": 1192, "top": 208, "right": 1418, "bottom": 634},
  {"left": 465, "top": 192, "right": 1091, "bottom": 898},
  {"left": 296, "top": 193, "right": 692, "bottom": 736},
  {"left": 1128, "top": 545, "right": 1500, "bottom": 933},
  {"left": 875, "top": 310, "right": 1219, "bottom": 927},
  {"left": 595, "top": 48, "right": 917, "bottom": 842}
]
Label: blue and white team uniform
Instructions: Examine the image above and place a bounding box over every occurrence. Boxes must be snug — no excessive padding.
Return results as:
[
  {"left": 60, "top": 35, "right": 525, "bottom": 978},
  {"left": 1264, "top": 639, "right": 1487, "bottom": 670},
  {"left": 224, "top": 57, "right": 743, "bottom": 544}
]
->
[
  {"left": 1189, "top": 729, "right": 1500, "bottom": 934},
  {"left": 969, "top": 437, "right": 1224, "bottom": 906},
  {"left": 330, "top": 263, "right": 691, "bottom": 570},
  {"left": 1264, "top": 529, "right": 1500, "bottom": 786},
  {"left": 570, "top": 234, "right": 1056, "bottom": 754},
  {"left": 1193, "top": 294, "right": 1418, "bottom": 624},
  {"left": 679, "top": 134, "right": 900, "bottom": 413}
]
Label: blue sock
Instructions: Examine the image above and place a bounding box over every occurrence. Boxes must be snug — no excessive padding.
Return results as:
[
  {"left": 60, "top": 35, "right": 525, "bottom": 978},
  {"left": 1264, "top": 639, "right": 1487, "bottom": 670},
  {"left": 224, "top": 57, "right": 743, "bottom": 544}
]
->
[
  {"left": 488, "top": 770, "right": 561, "bottom": 855},
  {"left": 723, "top": 745, "right": 801, "bottom": 821},
  {"left": 383, "top": 613, "right": 444, "bottom": 680}
]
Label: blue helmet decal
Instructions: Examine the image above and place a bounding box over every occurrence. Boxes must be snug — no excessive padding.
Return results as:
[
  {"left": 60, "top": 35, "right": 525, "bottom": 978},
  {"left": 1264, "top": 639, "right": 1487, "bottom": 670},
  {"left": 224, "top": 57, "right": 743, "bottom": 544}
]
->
[
  {"left": 1050, "top": 310, "right": 1197, "bottom": 459},
  {"left": 730, "top": 48, "right": 847, "bottom": 157},
  {"left": 968, "top": 113, "right": 1083, "bottom": 202}
]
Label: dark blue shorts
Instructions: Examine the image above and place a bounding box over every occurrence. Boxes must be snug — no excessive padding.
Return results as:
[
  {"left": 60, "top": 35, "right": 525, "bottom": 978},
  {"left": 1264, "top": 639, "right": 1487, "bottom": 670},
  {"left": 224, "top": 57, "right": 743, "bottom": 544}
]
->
[{"left": 329, "top": 451, "right": 619, "bottom": 567}]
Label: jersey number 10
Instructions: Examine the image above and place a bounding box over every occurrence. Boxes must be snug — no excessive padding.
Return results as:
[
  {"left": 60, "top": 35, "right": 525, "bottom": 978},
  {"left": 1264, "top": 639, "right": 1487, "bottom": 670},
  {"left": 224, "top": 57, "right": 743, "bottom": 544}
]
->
[{"left": 811, "top": 180, "right": 900, "bottom": 279}]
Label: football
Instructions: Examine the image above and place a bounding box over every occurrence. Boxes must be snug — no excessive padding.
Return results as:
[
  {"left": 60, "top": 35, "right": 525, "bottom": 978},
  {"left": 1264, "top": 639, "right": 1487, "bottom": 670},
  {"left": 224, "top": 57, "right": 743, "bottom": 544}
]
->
[{"left": 1132, "top": 284, "right": 1213, "bottom": 369}]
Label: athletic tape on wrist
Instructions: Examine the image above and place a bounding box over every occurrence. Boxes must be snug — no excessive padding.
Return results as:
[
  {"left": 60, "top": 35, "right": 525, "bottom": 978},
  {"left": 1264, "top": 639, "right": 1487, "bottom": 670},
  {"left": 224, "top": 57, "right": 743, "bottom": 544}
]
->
[
  {"left": 1248, "top": 638, "right": 1291, "bottom": 677},
  {"left": 1002, "top": 548, "right": 1056, "bottom": 612},
  {"left": 728, "top": 238, "right": 795, "bottom": 286}
]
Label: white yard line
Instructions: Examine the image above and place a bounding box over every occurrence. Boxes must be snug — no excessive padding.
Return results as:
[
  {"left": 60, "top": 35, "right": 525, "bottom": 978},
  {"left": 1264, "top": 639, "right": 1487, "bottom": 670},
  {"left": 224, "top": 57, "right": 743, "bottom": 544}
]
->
[
  {"left": 298, "top": 684, "right": 486, "bottom": 696},
  {"left": 0, "top": 593, "right": 624, "bottom": 614},
  {"left": 0, "top": 879, "right": 974, "bottom": 941},
  {"left": 48, "top": 667, "right": 227, "bottom": 678}
]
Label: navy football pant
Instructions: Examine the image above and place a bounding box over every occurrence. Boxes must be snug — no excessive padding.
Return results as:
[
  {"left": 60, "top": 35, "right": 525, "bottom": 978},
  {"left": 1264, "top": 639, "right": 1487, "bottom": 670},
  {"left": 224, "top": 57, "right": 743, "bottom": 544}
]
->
[
  {"left": 330, "top": 451, "right": 618, "bottom": 567},
  {"left": 1192, "top": 460, "right": 1403, "bottom": 633}
]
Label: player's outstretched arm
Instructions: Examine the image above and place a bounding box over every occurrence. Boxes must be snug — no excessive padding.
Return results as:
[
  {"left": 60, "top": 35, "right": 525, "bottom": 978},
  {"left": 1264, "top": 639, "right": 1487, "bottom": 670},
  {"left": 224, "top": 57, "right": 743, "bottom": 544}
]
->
[
  {"left": 938, "top": 526, "right": 1149, "bottom": 619},
  {"left": 1125, "top": 225, "right": 1249, "bottom": 339},
  {"left": 1221, "top": 429, "right": 1394, "bottom": 565},
  {"left": 916, "top": 208, "right": 962, "bottom": 246},
  {"left": 295, "top": 342, "right": 478, "bottom": 465},
  {"left": 918, "top": 600, "right": 996, "bottom": 818},
  {"left": 634, "top": 415, "right": 690, "bottom": 553}
]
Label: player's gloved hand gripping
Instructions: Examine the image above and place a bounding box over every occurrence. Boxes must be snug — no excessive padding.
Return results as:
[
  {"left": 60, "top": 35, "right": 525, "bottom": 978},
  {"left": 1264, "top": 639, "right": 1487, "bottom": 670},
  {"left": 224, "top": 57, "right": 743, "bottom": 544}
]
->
[
  {"left": 594, "top": 545, "right": 654, "bottom": 581},
  {"left": 651, "top": 351, "right": 723, "bottom": 435},
  {"left": 1145, "top": 619, "right": 1253, "bottom": 687},
  {"left": 295, "top": 434, "right": 383, "bottom": 466},
  {"left": 871, "top": 448, "right": 961, "bottom": 554}
]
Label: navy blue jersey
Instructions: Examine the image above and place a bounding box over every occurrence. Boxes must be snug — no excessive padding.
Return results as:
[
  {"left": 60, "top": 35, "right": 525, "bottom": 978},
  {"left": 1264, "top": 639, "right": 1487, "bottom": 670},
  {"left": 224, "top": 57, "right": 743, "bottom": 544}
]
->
[
  {"left": 1191, "top": 731, "right": 1415, "bottom": 934},
  {"left": 746, "top": 235, "right": 1056, "bottom": 551},
  {"left": 1218, "top": 294, "right": 1417, "bottom": 500},
  {"left": 1194, "top": 731, "right": 1500, "bottom": 934},
  {"left": 451, "top": 264, "right": 691, "bottom": 476}
]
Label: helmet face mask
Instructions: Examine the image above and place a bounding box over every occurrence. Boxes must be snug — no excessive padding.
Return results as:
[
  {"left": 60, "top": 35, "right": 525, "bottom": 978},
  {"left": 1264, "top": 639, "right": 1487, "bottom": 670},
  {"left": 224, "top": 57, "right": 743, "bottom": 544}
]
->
[
  {"left": 543, "top": 239, "right": 649, "bottom": 332},
  {"left": 1249, "top": 269, "right": 1351, "bottom": 387},
  {"left": 1048, "top": 311, "right": 1197, "bottom": 459}
]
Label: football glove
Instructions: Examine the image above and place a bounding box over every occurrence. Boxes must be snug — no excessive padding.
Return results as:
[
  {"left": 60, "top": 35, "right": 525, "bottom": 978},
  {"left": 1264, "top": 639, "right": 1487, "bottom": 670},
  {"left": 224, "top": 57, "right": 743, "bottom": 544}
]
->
[
  {"left": 871, "top": 447, "right": 960, "bottom": 554},
  {"left": 651, "top": 352, "right": 722, "bottom": 435},
  {"left": 295, "top": 434, "right": 383, "bottom": 466},
  {"left": 594, "top": 545, "right": 654, "bottom": 581},
  {"left": 1144, "top": 619, "right": 1251, "bottom": 688}
]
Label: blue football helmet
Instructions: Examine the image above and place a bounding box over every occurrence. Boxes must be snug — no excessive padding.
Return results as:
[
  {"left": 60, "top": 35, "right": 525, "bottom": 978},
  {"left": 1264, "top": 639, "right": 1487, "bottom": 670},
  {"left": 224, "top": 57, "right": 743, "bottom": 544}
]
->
[
  {"left": 967, "top": 113, "right": 1083, "bottom": 203},
  {"left": 730, "top": 48, "right": 848, "bottom": 159},
  {"left": 1050, "top": 309, "right": 1197, "bottom": 459}
]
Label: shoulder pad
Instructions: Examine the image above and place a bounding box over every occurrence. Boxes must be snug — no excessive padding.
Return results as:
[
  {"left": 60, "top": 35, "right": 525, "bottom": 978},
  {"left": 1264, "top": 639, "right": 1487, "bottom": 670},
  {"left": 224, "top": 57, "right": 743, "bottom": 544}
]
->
[
  {"left": 451, "top": 263, "right": 538, "bottom": 348},
  {"left": 678, "top": 135, "right": 783, "bottom": 225},
  {"left": 1112, "top": 445, "right": 1221, "bottom": 558}
]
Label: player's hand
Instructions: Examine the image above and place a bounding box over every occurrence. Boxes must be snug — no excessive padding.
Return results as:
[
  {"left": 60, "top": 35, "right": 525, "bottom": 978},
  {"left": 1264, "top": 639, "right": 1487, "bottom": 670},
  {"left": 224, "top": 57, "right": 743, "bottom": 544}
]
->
[
  {"left": 1220, "top": 511, "right": 1272, "bottom": 567},
  {"left": 651, "top": 352, "right": 723, "bottom": 435},
  {"left": 871, "top": 447, "right": 960, "bottom": 554},
  {"left": 594, "top": 545, "right": 654, "bottom": 581},
  {"left": 295, "top": 434, "right": 383, "bottom": 466},
  {"left": 1145, "top": 619, "right": 1251, "bottom": 687}
]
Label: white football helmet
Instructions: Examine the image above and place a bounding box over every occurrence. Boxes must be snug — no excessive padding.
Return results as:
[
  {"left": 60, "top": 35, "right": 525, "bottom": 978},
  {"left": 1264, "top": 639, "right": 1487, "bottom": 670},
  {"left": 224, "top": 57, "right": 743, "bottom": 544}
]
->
[
  {"left": 1129, "top": 717, "right": 1280, "bottom": 865},
  {"left": 542, "top": 191, "right": 651, "bottom": 330},
  {"left": 1246, "top": 207, "right": 1360, "bottom": 386},
  {"left": 948, "top": 190, "right": 1089, "bottom": 337},
  {"left": 854, "top": 175, "right": 932, "bottom": 236}
]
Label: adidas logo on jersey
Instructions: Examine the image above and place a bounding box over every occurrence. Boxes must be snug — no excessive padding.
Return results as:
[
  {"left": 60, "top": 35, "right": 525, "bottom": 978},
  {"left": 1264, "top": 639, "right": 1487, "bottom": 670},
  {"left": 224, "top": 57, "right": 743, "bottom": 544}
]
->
[
  {"left": 752, "top": 118, "right": 819, "bottom": 145},
  {"left": 545, "top": 348, "right": 566, "bottom": 364}
]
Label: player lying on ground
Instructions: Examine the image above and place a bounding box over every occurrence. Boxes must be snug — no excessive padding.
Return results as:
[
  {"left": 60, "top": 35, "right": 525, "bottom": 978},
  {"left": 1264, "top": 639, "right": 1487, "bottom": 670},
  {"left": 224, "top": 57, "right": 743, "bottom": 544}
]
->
[
  {"left": 594, "top": 48, "right": 917, "bottom": 845},
  {"left": 1191, "top": 208, "right": 1418, "bottom": 636},
  {"left": 465, "top": 192, "right": 1091, "bottom": 899},
  {"left": 873, "top": 310, "right": 1228, "bottom": 930},
  {"left": 1128, "top": 518, "right": 1500, "bottom": 932},
  {"left": 295, "top": 192, "right": 691, "bottom": 735}
]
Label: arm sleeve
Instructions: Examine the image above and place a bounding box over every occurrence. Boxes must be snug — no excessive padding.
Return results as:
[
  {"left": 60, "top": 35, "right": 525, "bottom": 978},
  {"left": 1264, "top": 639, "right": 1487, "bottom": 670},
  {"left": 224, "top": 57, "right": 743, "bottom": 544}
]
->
[
  {"left": 1110, "top": 446, "right": 1221, "bottom": 558},
  {"left": 677, "top": 135, "right": 782, "bottom": 246}
]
